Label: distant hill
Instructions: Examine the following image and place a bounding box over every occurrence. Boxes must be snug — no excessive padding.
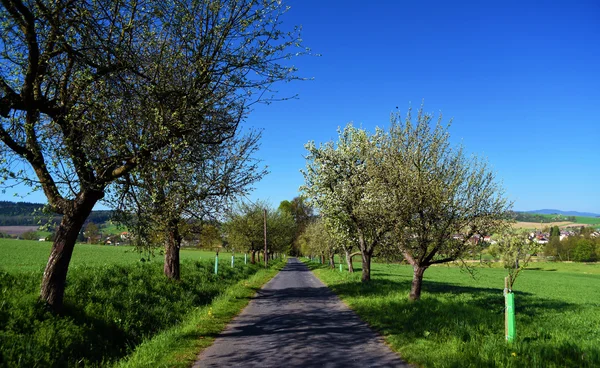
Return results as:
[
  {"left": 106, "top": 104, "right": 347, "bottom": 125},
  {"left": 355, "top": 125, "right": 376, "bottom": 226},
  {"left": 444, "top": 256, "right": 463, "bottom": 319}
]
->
[
  {"left": 0, "top": 201, "right": 113, "bottom": 226},
  {"left": 525, "top": 209, "right": 600, "bottom": 218}
]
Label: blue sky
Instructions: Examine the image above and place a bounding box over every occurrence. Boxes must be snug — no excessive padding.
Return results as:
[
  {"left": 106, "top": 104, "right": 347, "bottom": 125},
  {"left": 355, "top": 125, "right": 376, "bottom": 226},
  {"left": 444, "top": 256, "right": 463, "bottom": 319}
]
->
[
  {"left": 245, "top": 0, "right": 600, "bottom": 213},
  {"left": 2, "top": 0, "right": 599, "bottom": 213}
]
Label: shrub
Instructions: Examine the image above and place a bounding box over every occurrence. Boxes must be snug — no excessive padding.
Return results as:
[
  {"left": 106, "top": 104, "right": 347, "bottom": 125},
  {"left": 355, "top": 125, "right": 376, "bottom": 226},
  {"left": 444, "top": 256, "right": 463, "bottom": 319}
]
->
[
  {"left": 21, "top": 231, "right": 39, "bottom": 240},
  {"left": 573, "top": 239, "right": 597, "bottom": 262}
]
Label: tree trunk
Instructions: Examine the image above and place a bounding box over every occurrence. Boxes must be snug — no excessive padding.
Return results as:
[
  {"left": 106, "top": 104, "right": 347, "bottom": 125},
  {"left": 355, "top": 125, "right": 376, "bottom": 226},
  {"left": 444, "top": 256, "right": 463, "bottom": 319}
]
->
[
  {"left": 251, "top": 250, "right": 256, "bottom": 264},
  {"left": 409, "top": 265, "right": 428, "bottom": 301},
  {"left": 345, "top": 250, "right": 359, "bottom": 273},
  {"left": 40, "top": 190, "right": 103, "bottom": 311},
  {"left": 329, "top": 253, "right": 335, "bottom": 268},
  {"left": 361, "top": 251, "right": 372, "bottom": 282},
  {"left": 164, "top": 219, "right": 182, "bottom": 280}
]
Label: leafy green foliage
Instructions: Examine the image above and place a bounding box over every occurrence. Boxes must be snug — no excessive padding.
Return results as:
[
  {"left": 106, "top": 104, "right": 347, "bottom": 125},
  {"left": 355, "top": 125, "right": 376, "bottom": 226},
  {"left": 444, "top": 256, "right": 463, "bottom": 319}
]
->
[
  {"left": 572, "top": 239, "right": 597, "bottom": 262},
  {"left": 84, "top": 222, "right": 100, "bottom": 243},
  {"left": 370, "top": 106, "right": 510, "bottom": 298},
  {"left": 297, "top": 218, "right": 334, "bottom": 258},
  {"left": 278, "top": 197, "right": 315, "bottom": 255},
  {"left": 20, "top": 230, "right": 39, "bottom": 240},
  {"left": 545, "top": 231, "right": 600, "bottom": 262},
  {"left": 0, "top": 0, "right": 307, "bottom": 308},
  {"left": 197, "top": 224, "right": 223, "bottom": 250},
  {"left": 302, "top": 105, "right": 511, "bottom": 293},
  {"left": 489, "top": 229, "right": 541, "bottom": 290},
  {"left": 302, "top": 124, "right": 386, "bottom": 281},
  {"left": 223, "top": 200, "right": 295, "bottom": 257}
]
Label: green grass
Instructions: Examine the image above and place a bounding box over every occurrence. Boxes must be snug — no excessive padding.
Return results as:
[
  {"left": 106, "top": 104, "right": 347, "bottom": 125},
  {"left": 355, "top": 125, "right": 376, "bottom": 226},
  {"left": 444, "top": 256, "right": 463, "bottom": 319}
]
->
[
  {"left": 100, "top": 223, "right": 128, "bottom": 235},
  {"left": 574, "top": 216, "right": 600, "bottom": 225},
  {"left": 115, "top": 262, "right": 284, "bottom": 368},
  {"left": 0, "top": 238, "right": 243, "bottom": 273},
  {"left": 0, "top": 238, "right": 281, "bottom": 367},
  {"left": 305, "top": 259, "right": 600, "bottom": 367},
  {"left": 535, "top": 213, "right": 600, "bottom": 226}
]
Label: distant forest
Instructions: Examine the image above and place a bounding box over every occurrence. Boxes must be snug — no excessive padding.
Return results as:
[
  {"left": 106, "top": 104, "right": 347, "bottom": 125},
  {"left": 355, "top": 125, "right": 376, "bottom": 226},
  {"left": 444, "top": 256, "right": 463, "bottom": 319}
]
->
[
  {"left": 0, "top": 201, "right": 112, "bottom": 226},
  {"left": 513, "top": 211, "right": 576, "bottom": 223}
]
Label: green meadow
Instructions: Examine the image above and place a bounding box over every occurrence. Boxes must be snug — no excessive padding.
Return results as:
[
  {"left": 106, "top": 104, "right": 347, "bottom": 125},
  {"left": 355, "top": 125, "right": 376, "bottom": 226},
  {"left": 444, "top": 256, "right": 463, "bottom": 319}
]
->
[
  {"left": 307, "top": 259, "right": 600, "bottom": 367},
  {"left": 536, "top": 213, "right": 600, "bottom": 227},
  {"left": 0, "top": 238, "right": 280, "bottom": 367},
  {"left": 0, "top": 238, "right": 237, "bottom": 273},
  {"left": 573, "top": 216, "right": 600, "bottom": 226}
]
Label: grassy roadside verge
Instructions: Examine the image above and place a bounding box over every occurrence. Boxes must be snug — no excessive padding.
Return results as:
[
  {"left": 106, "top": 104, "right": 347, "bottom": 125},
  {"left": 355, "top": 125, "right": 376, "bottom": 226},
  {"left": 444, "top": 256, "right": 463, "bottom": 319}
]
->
[
  {"left": 301, "top": 258, "right": 600, "bottom": 367},
  {"left": 0, "top": 238, "right": 286, "bottom": 367},
  {"left": 115, "top": 260, "right": 285, "bottom": 368}
]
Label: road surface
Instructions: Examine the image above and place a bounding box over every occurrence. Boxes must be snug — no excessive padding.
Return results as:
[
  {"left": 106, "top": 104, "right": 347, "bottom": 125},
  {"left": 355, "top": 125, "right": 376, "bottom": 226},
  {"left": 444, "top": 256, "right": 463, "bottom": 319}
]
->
[{"left": 193, "top": 258, "right": 409, "bottom": 367}]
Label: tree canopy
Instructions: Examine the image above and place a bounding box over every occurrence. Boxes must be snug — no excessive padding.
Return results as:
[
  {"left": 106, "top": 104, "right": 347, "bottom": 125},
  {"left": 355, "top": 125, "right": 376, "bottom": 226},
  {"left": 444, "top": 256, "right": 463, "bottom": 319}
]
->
[
  {"left": 302, "top": 125, "right": 389, "bottom": 282},
  {"left": 0, "top": 0, "right": 306, "bottom": 310},
  {"left": 302, "top": 105, "right": 512, "bottom": 299},
  {"left": 224, "top": 200, "right": 294, "bottom": 263}
]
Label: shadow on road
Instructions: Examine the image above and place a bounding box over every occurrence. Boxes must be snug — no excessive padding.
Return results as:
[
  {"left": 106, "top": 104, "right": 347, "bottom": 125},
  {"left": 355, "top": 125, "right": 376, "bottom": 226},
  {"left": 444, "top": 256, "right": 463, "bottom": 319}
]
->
[{"left": 195, "top": 258, "right": 409, "bottom": 367}]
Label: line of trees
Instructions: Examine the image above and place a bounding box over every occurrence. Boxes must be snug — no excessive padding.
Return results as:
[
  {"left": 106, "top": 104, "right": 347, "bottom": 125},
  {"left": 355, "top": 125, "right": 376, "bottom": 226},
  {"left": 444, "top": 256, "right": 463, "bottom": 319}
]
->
[
  {"left": 0, "top": 0, "right": 306, "bottom": 311},
  {"left": 513, "top": 212, "right": 577, "bottom": 223},
  {"left": 223, "top": 200, "right": 295, "bottom": 263},
  {"left": 301, "top": 105, "right": 512, "bottom": 300},
  {"left": 545, "top": 226, "right": 600, "bottom": 262},
  {"left": 0, "top": 201, "right": 113, "bottom": 225}
]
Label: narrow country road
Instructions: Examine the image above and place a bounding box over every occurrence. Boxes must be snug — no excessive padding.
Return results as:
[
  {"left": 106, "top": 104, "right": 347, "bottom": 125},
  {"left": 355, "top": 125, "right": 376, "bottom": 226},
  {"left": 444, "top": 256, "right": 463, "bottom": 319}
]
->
[{"left": 193, "top": 258, "right": 409, "bottom": 367}]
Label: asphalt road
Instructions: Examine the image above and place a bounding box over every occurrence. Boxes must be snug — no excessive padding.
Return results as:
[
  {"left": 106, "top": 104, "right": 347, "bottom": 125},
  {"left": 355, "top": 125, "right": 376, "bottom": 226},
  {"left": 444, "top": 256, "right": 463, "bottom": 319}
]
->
[{"left": 193, "top": 257, "right": 409, "bottom": 367}]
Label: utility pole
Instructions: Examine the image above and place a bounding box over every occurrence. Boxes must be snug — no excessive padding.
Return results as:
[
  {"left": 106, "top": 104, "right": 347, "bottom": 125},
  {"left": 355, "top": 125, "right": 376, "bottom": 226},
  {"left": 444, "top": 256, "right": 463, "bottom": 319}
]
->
[{"left": 263, "top": 208, "right": 268, "bottom": 267}]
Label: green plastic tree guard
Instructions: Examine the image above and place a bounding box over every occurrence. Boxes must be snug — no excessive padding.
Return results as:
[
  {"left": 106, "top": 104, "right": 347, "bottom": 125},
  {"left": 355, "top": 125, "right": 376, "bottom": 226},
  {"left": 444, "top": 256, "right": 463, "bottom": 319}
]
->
[
  {"left": 231, "top": 255, "right": 234, "bottom": 267},
  {"left": 505, "top": 292, "right": 516, "bottom": 342},
  {"left": 214, "top": 256, "right": 219, "bottom": 274}
]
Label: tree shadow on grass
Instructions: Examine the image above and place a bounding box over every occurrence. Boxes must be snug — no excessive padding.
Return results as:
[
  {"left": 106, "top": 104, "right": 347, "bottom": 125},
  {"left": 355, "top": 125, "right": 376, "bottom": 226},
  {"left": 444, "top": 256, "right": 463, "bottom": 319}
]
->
[
  {"left": 0, "top": 260, "right": 266, "bottom": 367},
  {"left": 524, "top": 267, "right": 557, "bottom": 271},
  {"left": 323, "top": 274, "right": 599, "bottom": 367}
]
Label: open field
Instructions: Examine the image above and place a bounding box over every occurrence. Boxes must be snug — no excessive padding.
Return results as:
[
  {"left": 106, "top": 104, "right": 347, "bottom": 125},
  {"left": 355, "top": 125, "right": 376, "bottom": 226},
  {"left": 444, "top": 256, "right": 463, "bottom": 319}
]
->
[
  {"left": 535, "top": 214, "right": 600, "bottom": 225},
  {"left": 513, "top": 214, "right": 600, "bottom": 230},
  {"left": 0, "top": 238, "right": 280, "bottom": 367},
  {"left": 0, "top": 238, "right": 243, "bottom": 273},
  {"left": 0, "top": 225, "right": 39, "bottom": 236},
  {"left": 573, "top": 216, "right": 600, "bottom": 225},
  {"left": 513, "top": 221, "right": 595, "bottom": 229},
  {"left": 306, "top": 259, "right": 600, "bottom": 367}
]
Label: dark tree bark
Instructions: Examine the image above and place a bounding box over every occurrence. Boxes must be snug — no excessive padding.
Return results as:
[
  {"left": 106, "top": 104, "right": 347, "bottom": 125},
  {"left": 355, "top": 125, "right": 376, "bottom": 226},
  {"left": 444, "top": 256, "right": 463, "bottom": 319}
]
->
[
  {"left": 251, "top": 250, "right": 256, "bottom": 264},
  {"left": 329, "top": 253, "right": 335, "bottom": 268},
  {"left": 361, "top": 251, "right": 372, "bottom": 282},
  {"left": 40, "top": 190, "right": 103, "bottom": 311},
  {"left": 164, "top": 218, "right": 182, "bottom": 280},
  {"left": 409, "top": 265, "right": 428, "bottom": 301},
  {"left": 356, "top": 232, "right": 374, "bottom": 282}
]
